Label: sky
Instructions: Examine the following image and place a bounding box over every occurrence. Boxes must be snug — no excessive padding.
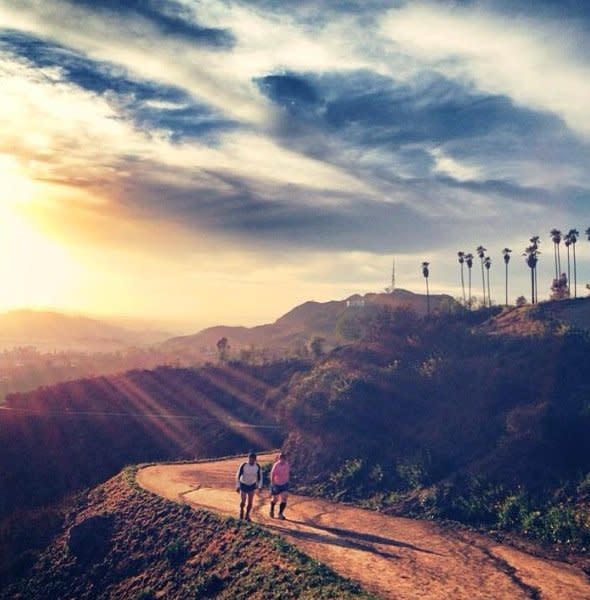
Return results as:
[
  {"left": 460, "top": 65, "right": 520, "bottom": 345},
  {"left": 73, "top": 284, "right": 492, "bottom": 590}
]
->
[{"left": 1, "top": 0, "right": 589, "bottom": 332}]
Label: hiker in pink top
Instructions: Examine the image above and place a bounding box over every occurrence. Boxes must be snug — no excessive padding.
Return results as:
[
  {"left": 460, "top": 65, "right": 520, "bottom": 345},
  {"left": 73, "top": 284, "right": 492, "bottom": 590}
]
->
[{"left": 269, "top": 452, "right": 290, "bottom": 520}]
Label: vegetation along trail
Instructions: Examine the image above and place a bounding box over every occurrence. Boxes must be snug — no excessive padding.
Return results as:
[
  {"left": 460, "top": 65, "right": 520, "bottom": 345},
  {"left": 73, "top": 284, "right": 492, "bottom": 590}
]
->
[{"left": 138, "top": 454, "right": 590, "bottom": 600}]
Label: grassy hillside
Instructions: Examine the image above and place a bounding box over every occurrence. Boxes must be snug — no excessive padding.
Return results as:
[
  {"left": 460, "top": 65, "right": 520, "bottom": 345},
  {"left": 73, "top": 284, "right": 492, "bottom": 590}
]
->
[
  {"left": 0, "top": 469, "right": 374, "bottom": 599},
  {"left": 0, "top": 362, "right": 310, "bottom": 520},
  {"left": 275, "top": 301, "right": 590, "bottom": 548}
]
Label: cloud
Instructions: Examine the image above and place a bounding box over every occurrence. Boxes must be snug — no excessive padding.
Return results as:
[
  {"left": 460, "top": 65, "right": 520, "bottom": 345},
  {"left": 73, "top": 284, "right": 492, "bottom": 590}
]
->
[{"left": 380, "top": 3, "right": 590, "bottom": 138}]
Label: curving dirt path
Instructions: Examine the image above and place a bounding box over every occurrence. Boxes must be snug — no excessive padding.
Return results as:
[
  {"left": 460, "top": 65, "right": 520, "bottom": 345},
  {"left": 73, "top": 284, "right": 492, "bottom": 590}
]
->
[{"left": 137, "top": 454, "right": 590, "bottom": 600}]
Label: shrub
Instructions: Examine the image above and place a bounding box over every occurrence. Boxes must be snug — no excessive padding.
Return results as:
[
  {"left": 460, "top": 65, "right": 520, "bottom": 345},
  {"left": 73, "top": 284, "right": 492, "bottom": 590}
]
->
[{"left": 164, "top": 539, "right": 189, "bottom": 567}]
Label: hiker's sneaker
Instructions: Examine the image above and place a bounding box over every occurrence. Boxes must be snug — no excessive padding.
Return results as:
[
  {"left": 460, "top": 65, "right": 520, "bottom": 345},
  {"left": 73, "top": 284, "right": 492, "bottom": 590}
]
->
[
  {"left": 278, "top": 514, "right": 286, "bottom": 520},
  {"left": 245, "top": 515, "right": 251, "bottom": 522}
]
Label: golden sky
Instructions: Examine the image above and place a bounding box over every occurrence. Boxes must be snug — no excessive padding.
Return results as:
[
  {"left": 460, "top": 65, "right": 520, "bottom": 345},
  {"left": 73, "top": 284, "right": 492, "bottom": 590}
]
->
[{"left": 1, "top": 1, "right": 589, "bottom": 331}]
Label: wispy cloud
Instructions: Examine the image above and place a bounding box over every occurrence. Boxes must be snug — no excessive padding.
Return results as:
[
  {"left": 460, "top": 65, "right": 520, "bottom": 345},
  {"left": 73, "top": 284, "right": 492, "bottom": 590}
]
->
[{"left": 0, "top": 0, "right": 589, "bottom": 324}]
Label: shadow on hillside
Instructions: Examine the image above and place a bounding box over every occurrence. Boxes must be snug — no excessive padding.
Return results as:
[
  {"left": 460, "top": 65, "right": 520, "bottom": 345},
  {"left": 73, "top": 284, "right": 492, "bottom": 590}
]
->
[{"left": 266, "top": 519, "right": 443, "bottom": 558}]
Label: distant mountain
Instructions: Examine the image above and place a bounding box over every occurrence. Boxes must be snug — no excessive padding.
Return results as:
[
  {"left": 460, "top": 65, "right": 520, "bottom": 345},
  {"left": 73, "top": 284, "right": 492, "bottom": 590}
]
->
[
  {"left": 0, "top": 309, "right": 174, "bottom": 351},
  {"left": 161, "top": 289, "right": 456, "bottom": 357}
]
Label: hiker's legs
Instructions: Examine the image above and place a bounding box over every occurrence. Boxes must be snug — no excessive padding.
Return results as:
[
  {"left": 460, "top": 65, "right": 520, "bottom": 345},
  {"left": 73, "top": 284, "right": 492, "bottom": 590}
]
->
[
  {"left": 239, "top": 490, "right": 247, "bottom": 518},
  {"left": 245, "top": 490, "right": 255, "bottom": 520},
  {"left": 270, "top": 493, "right": 279, "bottom": 517},
  {"left": 279, "top": 491, "right": 288, "bottom": 519}
]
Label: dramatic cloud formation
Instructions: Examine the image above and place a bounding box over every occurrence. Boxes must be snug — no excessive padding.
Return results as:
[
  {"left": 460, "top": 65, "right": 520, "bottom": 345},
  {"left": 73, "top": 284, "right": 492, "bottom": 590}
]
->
[{"left": 0, "top": 0, "right": 589, "bottom": 328}]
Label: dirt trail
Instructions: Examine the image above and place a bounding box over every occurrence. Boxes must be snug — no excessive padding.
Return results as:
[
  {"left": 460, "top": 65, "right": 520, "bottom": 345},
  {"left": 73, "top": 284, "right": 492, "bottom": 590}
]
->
[{"left": 137, "top": 454, "right": 590, "bottom": 600}]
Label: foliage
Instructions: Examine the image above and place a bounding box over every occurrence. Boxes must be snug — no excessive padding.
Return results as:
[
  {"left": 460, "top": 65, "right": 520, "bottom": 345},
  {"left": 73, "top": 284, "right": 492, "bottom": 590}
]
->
[
  {"left": 279, "top": 304, "right": 590, "bottom": 549},
  {"left": 164, "top": 539, "right": 189, "bottom": 567},
  {"left": 1, "top": 472, "right": 375, "bottom": 599}
]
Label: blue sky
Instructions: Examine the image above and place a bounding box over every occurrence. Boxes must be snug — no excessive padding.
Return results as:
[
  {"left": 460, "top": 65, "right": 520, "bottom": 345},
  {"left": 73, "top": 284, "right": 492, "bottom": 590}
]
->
[{"left": 0, "top": 1, "right": 589, "bottom": 329}]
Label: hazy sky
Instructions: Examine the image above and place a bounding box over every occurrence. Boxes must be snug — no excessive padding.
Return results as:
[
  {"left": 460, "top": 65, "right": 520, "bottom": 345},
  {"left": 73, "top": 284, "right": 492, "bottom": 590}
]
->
[{"left": 1, "top": 1, "right": 589, "bottom": 331}]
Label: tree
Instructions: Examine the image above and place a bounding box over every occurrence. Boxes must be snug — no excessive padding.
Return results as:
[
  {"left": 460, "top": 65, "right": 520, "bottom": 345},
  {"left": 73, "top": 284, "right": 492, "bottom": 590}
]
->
[
  {"left": 530, "top": 236, "right": 540, "bottom": 303},
  {"left": 550, "top": 228, "right": 562, "bottom": 281},
  {"left": 502, "top": 248, "right": 512, "bottom": 305},
  {"left": 216, "top": 337, "right": 229, "bottom": 362},
  {"left": 484, "top": 256, "right": 492, "bottom": 307},
  {"left": 523, "top": 238, "right": 540, "bottom": 304},
  {"left": 566, "top": 229, "right": 579, "bottom": 298},
  {"left": 457, "top": 251, "right": 466, "bottom": 306},
  {"left": 476, "top": 245, "right": 487, "bottom": 306},
  {"left": 550, "top": 273, "right": 569, "bottom": 300},
  {"left": 465, "top": 253, "right": 474, "bottom": 309},
  {"left": 516, "top": 295, "right": 527, "bottom": 307},
  {"left": 422, "top": 261, "right": 430, "bottom": 316},
  {"left": 309, "top": 336, "right": 326, "bottom": 359}
]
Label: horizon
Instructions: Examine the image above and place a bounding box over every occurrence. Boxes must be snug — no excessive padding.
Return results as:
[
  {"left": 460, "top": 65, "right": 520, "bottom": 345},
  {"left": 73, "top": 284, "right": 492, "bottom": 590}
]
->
[{"left": 1, "top": 2, "right": 589, "bottom": 327}]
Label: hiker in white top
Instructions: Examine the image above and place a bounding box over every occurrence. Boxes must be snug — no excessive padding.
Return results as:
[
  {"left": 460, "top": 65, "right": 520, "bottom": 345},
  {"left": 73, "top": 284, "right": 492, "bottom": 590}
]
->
[{"left": 235, "top": 452, "right": 263, "bottom": 521}]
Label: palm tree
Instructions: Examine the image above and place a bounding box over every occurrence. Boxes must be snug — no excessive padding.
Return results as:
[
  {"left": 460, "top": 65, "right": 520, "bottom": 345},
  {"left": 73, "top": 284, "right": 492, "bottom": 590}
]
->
[
  {"left": 422, "top": 261, "right": 430, "bottom": 316},
  {"left": 550, "top": 228, "right": 562, "bottom": 280},
  {"left": 457, "top": 251, "right": 466, "bottom": 305},
  {"left": 476, "top": 245, "right": 487, "bottom": 307},
  {"left": 564, "top": 232, "right": 572, "bottom": 297},
  {"left": 567, "top": 229, "right": 579, "bottom": 298},
  {"left": 465, "top": 253, "right": 474, "bottom": 309},
  {"left": 502, "top": 248, "right": 512, "bottom": 305},
  {"left": 530, "top": 236, "right": 540, "bottom": 303},
  {"left": 524, "top": 240, "right": 540, "bottom": 304},
  {"left": 484, "top": 256, "right": 492, "bottom": 307}
]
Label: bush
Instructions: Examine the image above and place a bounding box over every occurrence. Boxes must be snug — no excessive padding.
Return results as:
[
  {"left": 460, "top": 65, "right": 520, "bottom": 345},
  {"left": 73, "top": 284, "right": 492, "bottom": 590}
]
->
[{"left": 164, "top": 539, "right": 189, "bottom": 567}]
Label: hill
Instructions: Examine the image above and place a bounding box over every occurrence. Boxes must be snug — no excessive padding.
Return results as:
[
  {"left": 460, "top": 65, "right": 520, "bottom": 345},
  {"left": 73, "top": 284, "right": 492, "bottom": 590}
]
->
[
  {"left": 161, "top": 289, "right": 456, "bottom": 359},
  {"left": 0, "top": 469, "right": 372, "bottom": 599},
  {"left": 273, "top": 300, "right": 590, "bottom": 548},
  {"left": 0, "top": 362, "right": 308, "bottom": 520},
  {"left": 482, "top": 297, "right": 590, "bottom": 337},
  {"left": 0, "top": 309, "right": 173, "bottom": 352}
]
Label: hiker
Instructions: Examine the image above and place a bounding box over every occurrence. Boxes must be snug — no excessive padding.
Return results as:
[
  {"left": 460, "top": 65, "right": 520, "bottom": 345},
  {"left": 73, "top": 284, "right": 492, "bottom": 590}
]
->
[
  {"left": 269, "top": 452, "right": 290, "bottom": 520},
  {"left": 236, "top": 452, "right": 263, "bottom": 521}
]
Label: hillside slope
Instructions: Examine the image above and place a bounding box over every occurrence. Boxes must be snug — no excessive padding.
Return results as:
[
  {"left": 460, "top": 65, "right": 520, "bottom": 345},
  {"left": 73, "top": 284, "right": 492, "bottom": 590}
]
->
[
  {"left": 0, "top": 469, "right": 372, "bottom": 600},
  {"left": 274, "top": 302, "right": 590, "bottom": 546},
  {"left": 0, "top": 362, "right": 303, "bottom": 519}
]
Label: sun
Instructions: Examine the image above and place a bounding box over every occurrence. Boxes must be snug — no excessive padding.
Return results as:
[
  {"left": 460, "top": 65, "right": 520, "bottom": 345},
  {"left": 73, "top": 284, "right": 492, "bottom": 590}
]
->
[{"left": 0, "top": 160, "right": 84, "bottom": 312}]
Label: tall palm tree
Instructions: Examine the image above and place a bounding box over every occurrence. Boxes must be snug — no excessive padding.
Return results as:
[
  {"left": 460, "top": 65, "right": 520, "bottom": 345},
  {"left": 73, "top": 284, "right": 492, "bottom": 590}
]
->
[
  {"left": 484, "top": 256, "right": 492, "bottom": 307},
  {"left": 567, "top": 229, "right": 579, "bottom": 298},
  {"left": 465, "top": 253, "right": 474, "bottom": 309},
  {"left": 524, "top": 240, "right": 540, "bottom": 304},
  {"left": 502, "top": 248, "right": 512, "bottom": 305},
  {"left": 457, "top": 251, "right": 466, "bottom": 305},
  {"left": 422, "top": 261, "right": 430, "bottom": 316},
  {"left": 530, "top": 236, "right": 540, "bottom": 303},
  {"left": 564, "top": 232, "right": 572, "bottom": 297},
  {"left": 476, "top": 245, "right": 487, "bottom": 307},
  {"left": 550, "top": 228, "right": 562, "bottom": 280}
]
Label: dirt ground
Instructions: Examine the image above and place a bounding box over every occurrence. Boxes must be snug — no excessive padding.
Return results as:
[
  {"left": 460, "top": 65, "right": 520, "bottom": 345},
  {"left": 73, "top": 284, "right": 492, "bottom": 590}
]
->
[{"left": 137, "top": 454, "right": 590, "bottom": 600}]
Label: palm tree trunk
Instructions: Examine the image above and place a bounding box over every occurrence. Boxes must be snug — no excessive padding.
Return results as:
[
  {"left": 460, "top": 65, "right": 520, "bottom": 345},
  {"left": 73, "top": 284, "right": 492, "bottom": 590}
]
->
[
  {"left": 480, "top": 261, "right": 486, "bottom": 306},
  {"left": 573, "top": 244, "right": 577, "bottom": 298},
  {"left": 468, "top": 271, "right": 472, "bottom": 310},
  {"left": 426, "top": 278, "right": 430, "bottom": 316},
  {"left": 553, "top": 243, "right": 558, "bottom": 280},
  {"left": 566, "top": 247, "right": 571, "bottom": 297},
  {"left": 505, "top": 263, "right": 508, "bottom": 306},
  {"left": 460, "top": 265, "right": 466, "bottom": 305}
]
